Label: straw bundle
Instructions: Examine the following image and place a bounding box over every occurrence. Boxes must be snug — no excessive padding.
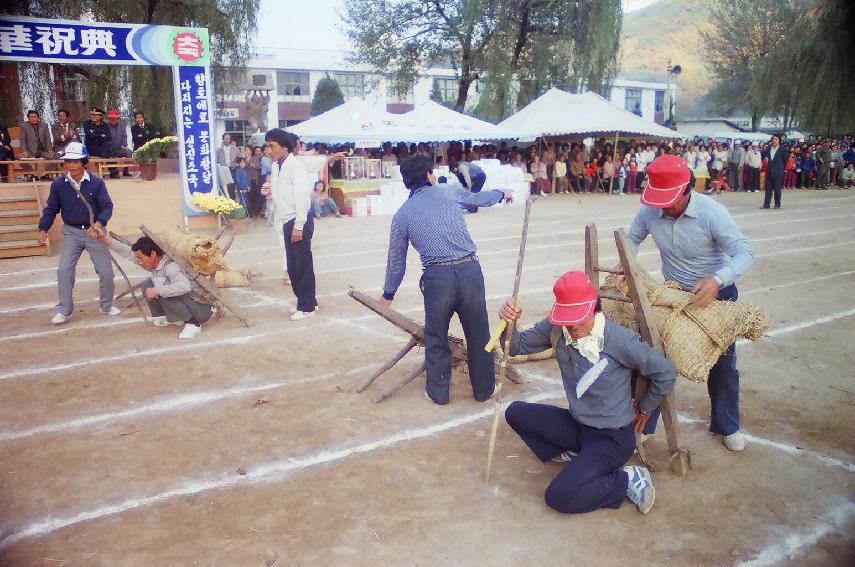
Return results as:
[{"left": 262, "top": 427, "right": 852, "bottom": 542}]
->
[
  {"left": 600, "top": 273, "right": 768, "bottom": 382},
  {"left": 159, "top": 229, "right": 227, "bottom": 276}
]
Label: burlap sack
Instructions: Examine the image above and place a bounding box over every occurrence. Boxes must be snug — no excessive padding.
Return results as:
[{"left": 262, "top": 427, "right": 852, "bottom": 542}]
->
[
  {"left": 600, "top": 273, "right": 768, "bottom": 382},
  {"left": 159, "top": 229, "right": 227, "bottom": 276}
]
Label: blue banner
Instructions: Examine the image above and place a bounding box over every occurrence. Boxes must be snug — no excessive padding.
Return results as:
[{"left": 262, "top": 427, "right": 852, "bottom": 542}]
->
[
  {"left": 174, "top": 65, "right": 217, "bottom": 215},
  {"left": 0, "top": 16, "right": 210, "bottom": 66}
]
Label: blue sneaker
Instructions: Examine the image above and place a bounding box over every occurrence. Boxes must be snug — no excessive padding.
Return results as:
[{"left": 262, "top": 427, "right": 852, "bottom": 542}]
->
[
  {"left": 551, "top": 450, "right": 577, "bottom": 463},
  {"left": 623, "top": 465, "right": 655, "bottom": 514}
]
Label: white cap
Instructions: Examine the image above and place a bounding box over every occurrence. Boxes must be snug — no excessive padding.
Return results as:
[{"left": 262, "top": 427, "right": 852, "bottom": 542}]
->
[{"left": 62, "top": 142, "right": 88, "bottom": 160}]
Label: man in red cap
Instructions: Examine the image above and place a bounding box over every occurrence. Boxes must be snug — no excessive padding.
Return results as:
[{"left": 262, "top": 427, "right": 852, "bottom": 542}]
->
[
  {"left": 499, "top": 271, "right": 676, "bottom": 515},
  {"left": 106, "top": 108, "right": 132, "bottom": 178},
  {"left": 627, "top": 154, "right": 756, "bottom": 452}
]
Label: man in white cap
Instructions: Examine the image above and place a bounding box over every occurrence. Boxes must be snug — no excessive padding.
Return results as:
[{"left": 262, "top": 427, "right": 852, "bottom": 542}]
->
[
  {"left": 38, "top": 142, "right": 120, "bottom": 324},
  {"left": 499, "top": 271, "right": 676, "bottom": 515},
  {"left": 627, "top": 154, "right": 756, "bottom": 451}
]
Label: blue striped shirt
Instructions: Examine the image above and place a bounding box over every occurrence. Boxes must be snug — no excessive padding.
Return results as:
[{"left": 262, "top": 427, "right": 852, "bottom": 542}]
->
[
  {"left": 382, "top": 182, "right": 504, "bottom": 300},
  {"left": 627, "top": 192, "right": 756, "bottom": 290}
]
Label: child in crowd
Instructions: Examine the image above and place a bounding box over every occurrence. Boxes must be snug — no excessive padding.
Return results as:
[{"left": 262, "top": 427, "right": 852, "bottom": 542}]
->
[
  {"left": 784, "top": 153, "right": 796, "bottom": 189},
  {"left": 233, "top": 157, "right": 251, "bottom": 216},
  {"left": 554, "top": 153, "right": 568, "bottom": 193},
  {"left": 312, "top": 179, "right": 343, "bottom": 219},
  {"left": 601, "top": 155, "right": 615, "bottom": 190},
  {"left": 626, "top": 158, "right": 638, "bottom": 195},
  {"left": 798, "top": 152, "right": 815, "bottom": 189},
  {"left": 615, "top": 158, "right": 628, "bottom": 195}
]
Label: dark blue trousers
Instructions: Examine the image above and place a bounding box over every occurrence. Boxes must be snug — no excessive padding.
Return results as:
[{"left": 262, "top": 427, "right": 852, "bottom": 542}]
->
[
  {"left": 420, "top": 260, "right": 494, "bottom": 404},
  {"left": 643, "top": 284, "right": 740, "bottom": 436},
  {"left": 283, "top": 216, "right": 317, "bottom": 313},
  {"left": 506, "top": 401, "right": 635, "bottom": 514}
]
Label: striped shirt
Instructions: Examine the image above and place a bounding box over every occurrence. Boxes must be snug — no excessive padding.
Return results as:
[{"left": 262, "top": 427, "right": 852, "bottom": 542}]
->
[
  {"left": 382, "top": 182, "right": 504, "bottom": 300},
  {"left": 627, "top": 192, "right": 756, "bottom": 290}
]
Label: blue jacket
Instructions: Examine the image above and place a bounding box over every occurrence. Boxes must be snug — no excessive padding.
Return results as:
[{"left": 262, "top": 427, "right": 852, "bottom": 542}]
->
[
  {"left": 799, "top": 157, "right": 815, "bottom": 172},
  {"left": 233, "top": 167, "right": 250, "bottom": 191},
  {"left": 39, "top": 173, "right": 113, "bottom": 230}
]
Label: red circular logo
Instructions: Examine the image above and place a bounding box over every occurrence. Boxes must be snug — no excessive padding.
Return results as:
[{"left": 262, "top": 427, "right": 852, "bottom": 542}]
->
[{"left": 173, "top": 32, "right": 204, "bottom": 62}]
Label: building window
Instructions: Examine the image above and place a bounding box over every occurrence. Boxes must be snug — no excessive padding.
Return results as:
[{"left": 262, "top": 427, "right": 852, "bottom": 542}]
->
[
  {"left": 386, "top": 79, "right": 414, "bottom": 104},
  {"left": 224, "top": 119, "right": 249, "bottom": 147},
  {"left": 625, "top": 89, "right": 642, "bottom": 114},
  {"left": 333, "top": 73, "right": 365, "bottom": 99},
  {"left": 276, "top": 71, "right": 310, "bottom": 100},
  {"left": 654, "top": 90, "right": 665, "bottom": 113},
  {"left": 433, "top": 78, "right": 458, "bottom": 104}
]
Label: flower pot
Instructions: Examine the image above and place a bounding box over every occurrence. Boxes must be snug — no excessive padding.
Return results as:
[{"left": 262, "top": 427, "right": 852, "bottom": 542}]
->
[{"left": 139, "top": 163, "right": 157, "bottom": 181}]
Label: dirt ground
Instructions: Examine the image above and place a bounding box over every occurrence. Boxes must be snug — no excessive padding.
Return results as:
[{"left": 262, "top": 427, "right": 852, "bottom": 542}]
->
[{"left": 0, "top": 187, "right": 853, "bottom": 566}]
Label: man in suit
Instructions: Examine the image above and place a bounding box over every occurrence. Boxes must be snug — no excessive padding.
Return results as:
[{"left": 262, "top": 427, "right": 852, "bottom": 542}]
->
[
  {"left": 20, "top": 110, "right": 55, "bottom": 159},
  {"left": 106, "top": 109, "right": 132, "bottom": 178},
  {"left": 761, "top": 134, "right": 788, "bottom": 209},
  {"left": 130, "top": 110, "right": 156, "bottom": 150},
  {"left": 815, "top": 140, "right": 832, "bottom": 190},
  {"left": 51, "top": 109, "right": 79, "bottom": 155}
]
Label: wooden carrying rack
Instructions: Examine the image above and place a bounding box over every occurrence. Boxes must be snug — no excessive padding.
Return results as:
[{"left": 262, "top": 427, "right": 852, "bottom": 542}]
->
[
  {"left": 586, "top": 223, "right": 691, "bottom": 475},
  {"left": 349, "top": 288, "right": 522, "bottom": 404}
]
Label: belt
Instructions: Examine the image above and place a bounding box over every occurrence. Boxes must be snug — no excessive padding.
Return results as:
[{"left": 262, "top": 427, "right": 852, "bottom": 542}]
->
[
  {"left": 430, "top": 255, "right": 478, "bottom": 267},
  {"left": 66, "top": 223, "right": 91, "bottom": 230}
]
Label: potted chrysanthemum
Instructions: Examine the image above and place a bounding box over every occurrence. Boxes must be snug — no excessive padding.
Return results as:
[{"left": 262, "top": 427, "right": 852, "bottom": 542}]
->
[{"left": 133, "top": 136, "right": 178, "bottom": 180}]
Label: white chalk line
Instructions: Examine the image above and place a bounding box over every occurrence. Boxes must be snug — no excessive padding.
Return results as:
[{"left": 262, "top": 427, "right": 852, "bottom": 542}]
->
[
  {"left": 2, "top": 200, "right": 852, "bottom": 290},
  {"left": 736, "top": 307, "right": 855, "bottom": 346},
  {"left": 0, "top": 389, "right": 562, "bottom": 551},
  {"left": 735, "top": 501, "right": 855, "bottom": 567},
  {"left": 0, "top": 317, "right": 138, "bottom": 344},
  {"left": 0, "top": 364, "right": 378, "bottom": 444},
  {"left": 3, "top": 252, "right": 854, "bottom": 378}
]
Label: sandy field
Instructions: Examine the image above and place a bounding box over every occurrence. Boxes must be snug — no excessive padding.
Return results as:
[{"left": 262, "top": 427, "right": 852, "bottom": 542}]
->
[{"left": 0, "top": 187, "right": 853, "bottom": 566}]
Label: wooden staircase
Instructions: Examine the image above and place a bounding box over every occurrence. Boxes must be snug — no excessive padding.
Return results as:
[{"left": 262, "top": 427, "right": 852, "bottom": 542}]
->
[{"left": 0, "top": 194, "right": 48, "bottom": 259}]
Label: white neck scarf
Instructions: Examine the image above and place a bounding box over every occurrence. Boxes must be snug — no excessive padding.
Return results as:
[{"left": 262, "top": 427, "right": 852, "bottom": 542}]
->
[{"left": 563, "top": 312, "right": 606, "bottom": 365}]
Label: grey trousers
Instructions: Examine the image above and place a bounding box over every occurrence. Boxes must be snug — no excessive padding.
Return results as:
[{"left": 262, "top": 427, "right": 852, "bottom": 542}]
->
[
  {"left": 57, "top": 224, "right": 115, "bottom": 316},
  {"left": 141, "top": 278, "right": 212, "bottom": 324}
]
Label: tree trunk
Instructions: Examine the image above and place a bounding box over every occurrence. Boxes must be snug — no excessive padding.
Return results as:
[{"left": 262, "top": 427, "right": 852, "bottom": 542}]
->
[
  {"left": 751, "top": 111, "right": 760, "bottom": 131},
  {"left": 456, "top": 73, "right": 473, "bottom": 113}
]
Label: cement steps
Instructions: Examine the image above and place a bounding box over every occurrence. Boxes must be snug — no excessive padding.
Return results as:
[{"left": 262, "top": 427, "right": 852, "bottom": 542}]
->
[{"left": 0, "top": 195, "right": 47, "bottom": 258}]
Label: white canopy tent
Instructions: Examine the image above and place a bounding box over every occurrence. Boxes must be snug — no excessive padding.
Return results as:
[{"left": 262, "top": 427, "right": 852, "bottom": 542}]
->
[
  {"left": 403, "top": 100, "right": 519, "bottom": 141},
  {"left": 499, "top": 87, "right": 679, "bottom": 139}
]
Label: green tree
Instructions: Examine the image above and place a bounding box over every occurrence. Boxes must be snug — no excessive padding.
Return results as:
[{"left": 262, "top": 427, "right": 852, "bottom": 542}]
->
[
  {"left": 311, "top": 76, "right": 345, "bottom": 116},
  {"left": 701, "top": 0, "right": 799, "bottom": 131},
  {"left": 1, "top": 0, "right": 260, "bottom": 134},
  {"left": 343, "top": 0, "right": 622, "bottom": 117}
]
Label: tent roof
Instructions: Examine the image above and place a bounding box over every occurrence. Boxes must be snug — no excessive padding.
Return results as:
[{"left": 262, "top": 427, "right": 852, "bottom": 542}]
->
[
  {"left": 287, "top": 98, "right": 428, "bottom": 144},
  {"left": 403, "top": 100, "right": 519, "bottom": 141},
  {"left": 498, "top": 88, "right": 679, "bottom": 139}
]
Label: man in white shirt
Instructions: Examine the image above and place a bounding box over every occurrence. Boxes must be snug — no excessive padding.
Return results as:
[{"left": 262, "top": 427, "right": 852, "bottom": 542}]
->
[
  {"left": 265, "top": 128, "right": 317, "bottom": 320},
  {"left": 745, "top": 143, "right": 762, "bottom": 192}
]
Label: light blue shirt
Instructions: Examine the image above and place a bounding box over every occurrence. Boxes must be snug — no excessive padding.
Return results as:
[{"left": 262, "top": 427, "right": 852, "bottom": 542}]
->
[{"left": 627, "top": 192, "right": 756, "bottom": 290}]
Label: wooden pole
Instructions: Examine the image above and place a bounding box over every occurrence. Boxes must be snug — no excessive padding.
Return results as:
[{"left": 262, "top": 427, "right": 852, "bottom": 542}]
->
[
  {"left": 609, "top": 132, "right": 619, "bottom": 194},
  {"left": 356, "top": 336, "right": 419, "bottom": 393},
  {"left": 485, "top": 194, "right": 534, "bottom": 482},
  {"left": 373, "top": 363, "right": 426, "bottom": 404}
]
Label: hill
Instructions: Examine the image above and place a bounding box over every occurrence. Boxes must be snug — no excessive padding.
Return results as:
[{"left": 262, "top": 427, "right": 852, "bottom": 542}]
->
[{"left": 620, "top": 0, "right": 712, "bottom": 117}]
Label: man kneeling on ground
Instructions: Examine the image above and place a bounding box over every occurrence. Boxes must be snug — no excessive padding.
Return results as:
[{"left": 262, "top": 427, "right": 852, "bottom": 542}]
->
[
  {"left": 500, "top": 271, "right": 676, "bottom": 515},
  {"left": 101, "top": 232, "right": 212, "bottom": 339}
]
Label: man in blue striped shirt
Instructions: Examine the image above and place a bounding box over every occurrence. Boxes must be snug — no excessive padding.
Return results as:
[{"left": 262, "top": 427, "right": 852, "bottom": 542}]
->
[
  {"left": 380, "top": 155, "right": 511, "bottom": 405},
  {"left": 627, "top": 155, "right": 757, "bottom": 452}
]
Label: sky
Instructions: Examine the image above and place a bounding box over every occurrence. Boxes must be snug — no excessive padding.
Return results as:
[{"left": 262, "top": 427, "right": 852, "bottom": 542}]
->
[{"left": 255, "top": 0, "right": 660, "bottom": 51}]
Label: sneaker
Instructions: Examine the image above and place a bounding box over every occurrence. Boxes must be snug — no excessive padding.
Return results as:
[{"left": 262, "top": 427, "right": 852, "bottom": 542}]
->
[
  {"left": 723, "top": 431, "right": 745, "bottom": 452},
  {"left": 178, "top": 323, "right": 202, "bottom": 340},
  {"left": 335, "top": 213, "right": 343, "bottom": 218},
  {"left": 152, "top": 316, "right": 169, "bottom": 327},
  {"left": 51, "top": 312, "right": 70, "bottom": 324},
  {"left": 101, "top": 305, "right": 122, "bottom": 316},
  {"left": 623, "top": 465, "right": 655, "bottom": 514},
  {"left": 290, "top": 309, "right": 316, "bottom": 321},
  {"left": 290, "top": 306, "right": 319, "bottom": 315},
  {"left": 551, "top": 450, "right": 577, "bottom": 463}
]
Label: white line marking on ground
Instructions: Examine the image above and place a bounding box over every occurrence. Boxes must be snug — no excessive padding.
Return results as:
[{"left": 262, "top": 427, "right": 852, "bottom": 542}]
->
[
  {"left": 0, "top": 365, "right": 377, "bottom": 443},
  {"left": 0, "top": 389, "right": 561, "bottom": 550},
  {"left": 735, "top": 501, "right": 855, "bottom": 567},
  {"left": 736, "top": 307, "right": 855, "bottom": 346},
  {"left": 0, "top": 317, "right": 138, "bottom": 344}
]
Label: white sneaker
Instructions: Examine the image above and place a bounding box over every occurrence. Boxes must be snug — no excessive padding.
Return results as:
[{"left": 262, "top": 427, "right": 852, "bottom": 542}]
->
[
  {"left": 290, "top": 306, "right": 319, "bottom": 315},
  {"left": 101, "top": 305, "right": 122, "bottom": 316},
  {"left": 623, "top": 465, "right": 655, "bottom": 514},
  {"left": 551, "top": 450, "right": 577, "bottom": 463},
  {"left": 723, "top": 431, "right": 745, "bottom": 452},
  {"left": 290, "top": 309, "right": 316, "bottom": 321},
  {"left": 152, "top": 316, "right": 169, "bottom": 327},
  {"left": 178, "top": 323, "right": 202, "bottom": 339},
  {"left": 51, "top": 312, "right": 70, "bottom": 324}
]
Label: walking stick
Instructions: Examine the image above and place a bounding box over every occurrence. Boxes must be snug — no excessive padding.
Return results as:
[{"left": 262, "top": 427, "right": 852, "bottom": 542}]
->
[
  {"left": 64, "top": 172, "right": 148, "bottom": 322},
  {"left": 485, "top": 194, "right": 534, "bottom": 482}
]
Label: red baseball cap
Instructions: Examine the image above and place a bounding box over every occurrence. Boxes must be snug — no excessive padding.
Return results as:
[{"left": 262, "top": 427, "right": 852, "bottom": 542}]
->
[
  {"left": 107, "top": 109, "right": 120, "bottom": 119},
  {"left": 548, "top": 271, "right": 598, "bottom": 326},
  {"left": 641, "top": 154, "right": 691, "bottom": 208}
]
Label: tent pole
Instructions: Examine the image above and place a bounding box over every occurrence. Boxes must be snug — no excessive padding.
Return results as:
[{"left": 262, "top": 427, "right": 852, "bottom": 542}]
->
[{"left": 609, "top": 131, "right": 619, "bottom": 194}]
